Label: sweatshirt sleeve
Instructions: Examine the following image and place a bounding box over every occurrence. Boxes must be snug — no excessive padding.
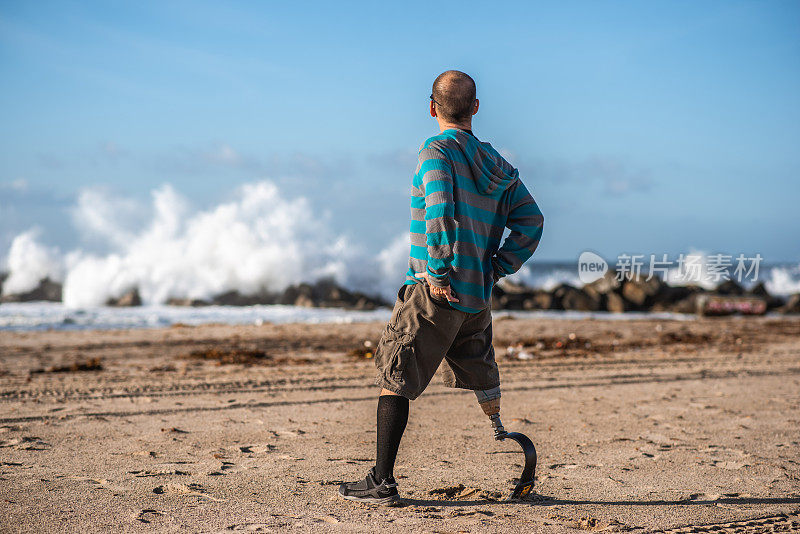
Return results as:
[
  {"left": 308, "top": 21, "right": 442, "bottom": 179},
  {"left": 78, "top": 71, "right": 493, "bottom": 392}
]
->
[
  {"left": 418, "top": 145, "right": 456, "bottom": 288},
  {"left": 492, "top": 180, "right": 544, "bottom": 280}
]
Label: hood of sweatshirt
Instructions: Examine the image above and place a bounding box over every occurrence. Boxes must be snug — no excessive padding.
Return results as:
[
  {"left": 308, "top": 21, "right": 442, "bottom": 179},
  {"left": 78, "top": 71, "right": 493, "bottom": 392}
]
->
[{"left": 444, "top": 129, "right": 519, "bottom": 196}]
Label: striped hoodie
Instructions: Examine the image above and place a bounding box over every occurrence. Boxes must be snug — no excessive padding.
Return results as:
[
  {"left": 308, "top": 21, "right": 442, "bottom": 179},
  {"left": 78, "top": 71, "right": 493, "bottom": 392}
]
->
[{"left": 405, "top": 128, "right": 544, "bottom": 313}]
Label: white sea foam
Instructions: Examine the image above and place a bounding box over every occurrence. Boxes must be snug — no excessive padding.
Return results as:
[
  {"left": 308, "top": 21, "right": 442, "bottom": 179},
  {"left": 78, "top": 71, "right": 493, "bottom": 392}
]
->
[
  {"left": 508, "top": 265, "right": 583, "bottom": 291},
  {"left": 56, "top": 181, "right": 374, "bottom": 307},
  {"left": 764, "top": 264, "right": 800, "bottom": 297},
  {"left": 1, "top": 230, "right": 63, "bottom": 295},
  {"left": 2, "top": 180, "right": 395, "bottom": 307},
  {"left": 664, "top": 250, "right": 719, "bottom": 290},
  {"left": 2, "top": 181, "right": 423, "bottom": 308},
  {"left": 2, "top": 181, "right": 799, "bottom": 320},
  {"left": 663, "top": 251, "right": 800, "bottom": 296},
  {"left": 376, "top": 232, "right": 412, "bottom": 297}
]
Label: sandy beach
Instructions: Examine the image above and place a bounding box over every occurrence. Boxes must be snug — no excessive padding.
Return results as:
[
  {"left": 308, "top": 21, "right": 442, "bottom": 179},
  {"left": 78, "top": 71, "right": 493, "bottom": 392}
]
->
[{"left": 1, "top": 316, "right": 799, "bottom": 533}]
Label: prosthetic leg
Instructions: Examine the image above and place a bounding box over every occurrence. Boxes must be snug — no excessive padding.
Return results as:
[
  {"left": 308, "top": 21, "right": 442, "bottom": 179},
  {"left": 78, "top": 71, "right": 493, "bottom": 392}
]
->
[{"left": 475, "top": 387, "right": 537, "bottom": 499}]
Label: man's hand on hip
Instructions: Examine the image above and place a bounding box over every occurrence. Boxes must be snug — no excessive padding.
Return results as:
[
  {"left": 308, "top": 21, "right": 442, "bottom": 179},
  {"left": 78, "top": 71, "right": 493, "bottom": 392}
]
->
[{"left": 414, "top": 272, "right": 460, "bottom": 303}]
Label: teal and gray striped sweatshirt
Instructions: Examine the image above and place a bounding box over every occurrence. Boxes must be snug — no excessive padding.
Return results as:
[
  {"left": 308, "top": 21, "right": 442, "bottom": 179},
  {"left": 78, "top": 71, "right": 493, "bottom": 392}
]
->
[{"left": 405, "top": 128, "right": 544, "bottom": 313}]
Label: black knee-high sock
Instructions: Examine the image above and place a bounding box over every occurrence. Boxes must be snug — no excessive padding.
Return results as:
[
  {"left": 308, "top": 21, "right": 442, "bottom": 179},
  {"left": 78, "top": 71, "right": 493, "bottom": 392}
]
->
[{"left": 375, "top": 395, "right": 409, "bottom": 482}]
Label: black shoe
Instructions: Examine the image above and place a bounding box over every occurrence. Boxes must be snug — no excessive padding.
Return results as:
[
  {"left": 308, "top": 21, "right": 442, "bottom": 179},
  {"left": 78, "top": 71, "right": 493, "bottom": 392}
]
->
[{"left": 338, "top": 467, "right": 400, "bottom": 505}]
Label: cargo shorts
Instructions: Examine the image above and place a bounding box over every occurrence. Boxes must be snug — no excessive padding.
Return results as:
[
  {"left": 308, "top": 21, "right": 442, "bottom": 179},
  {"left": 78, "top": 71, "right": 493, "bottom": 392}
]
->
[{"left": 374, "top": 281, "right": 500, "bottom": 400}]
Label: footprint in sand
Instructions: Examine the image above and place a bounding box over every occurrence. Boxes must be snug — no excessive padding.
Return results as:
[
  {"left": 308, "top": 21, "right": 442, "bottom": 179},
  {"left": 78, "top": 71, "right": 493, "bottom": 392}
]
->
[
  {"left": 712, "top": 460, "right": 749, "bottom": 470},
  {"left": 449, "top": 509, "right": 495, "bottom": 517},
  {"left": 153, "top": 483, "right": 225, "bottom": 501},
  {"left": 128, "top": 469, "right": 191, "bottom": 477},
  {"left": 136, "top": 509, "right": 169, "bottom": 524},
  {"left": 65, "top": 475, "right": 127, "bottom": 493},
  {"left": 225, "top": 521, "right": 279, "bottom": 531},
  {"left": 0, "top": 436, "right": 51, "bottom": 450},
  {"left": 429, "top": 484, "right": 503, "bottom": 501},
  {"left": 208, "top": 461, "right": 235, "bottom": 476},
  {"left": 682, "top": 492, "right": 722, "bottom": 501},
  {"left": 227, "top": 514, "right": 306, "bottom": 530},
  {"left": 275, "top": 429, "right": 306, "bottom": 438},
  {"left": 1, "top": 461, "right": 30, "bottom": 468},
  {"left": 239, "top": 444, "right": 276, "bottom": 454},
  {"left": 575, "top": 517, "right": 628, "bottom": 531}
]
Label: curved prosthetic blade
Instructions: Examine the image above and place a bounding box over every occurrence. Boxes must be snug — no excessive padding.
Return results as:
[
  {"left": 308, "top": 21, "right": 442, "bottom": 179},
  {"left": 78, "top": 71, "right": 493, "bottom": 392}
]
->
[{"left": 497, "top": 431, "right": 537, "bottom": 499}]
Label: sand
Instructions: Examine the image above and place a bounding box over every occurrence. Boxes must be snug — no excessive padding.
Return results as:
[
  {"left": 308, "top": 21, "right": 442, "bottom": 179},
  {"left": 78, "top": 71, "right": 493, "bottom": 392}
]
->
[{"left": 1, "top": 316, "right": 799, "bottom": 533}]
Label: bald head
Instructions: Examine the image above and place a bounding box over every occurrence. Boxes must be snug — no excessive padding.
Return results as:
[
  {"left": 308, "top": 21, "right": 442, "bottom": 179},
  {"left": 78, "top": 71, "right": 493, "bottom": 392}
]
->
[{"left": 432, "top": 70, "right": 477, "bottom": 124}]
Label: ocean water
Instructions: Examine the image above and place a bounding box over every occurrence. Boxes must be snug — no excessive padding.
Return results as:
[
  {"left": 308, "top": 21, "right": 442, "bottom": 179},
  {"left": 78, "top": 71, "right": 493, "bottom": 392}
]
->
[
  {"left": 5, "top": 180, "right": 799, "bottom": 309},
  {"left": 0, "top": 302, "right": 392, "bottom": 331},
  {"left": 1, "top": 180, "right": 798, "bottom": 331},
  {"left": 2, "top": 261, "right": 798, "bottom": 332},
  {"left": 0, "top": 301, "right": 702, "bottom": 332}
]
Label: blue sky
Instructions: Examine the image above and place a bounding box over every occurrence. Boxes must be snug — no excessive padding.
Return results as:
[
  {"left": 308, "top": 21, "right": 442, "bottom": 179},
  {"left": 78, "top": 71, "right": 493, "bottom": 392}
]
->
[{"left": 1, "top": 0, "right": 799, "bottom": 262}]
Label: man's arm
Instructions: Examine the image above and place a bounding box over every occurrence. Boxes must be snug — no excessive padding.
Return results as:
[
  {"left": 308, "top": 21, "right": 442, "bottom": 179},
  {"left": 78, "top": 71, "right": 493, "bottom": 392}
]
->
[
  {"left": 419, "top": 145, "right": 456, "bottom": 289},
  {"left": 492, "top": 180, "right": 544, "bottom": 280}
]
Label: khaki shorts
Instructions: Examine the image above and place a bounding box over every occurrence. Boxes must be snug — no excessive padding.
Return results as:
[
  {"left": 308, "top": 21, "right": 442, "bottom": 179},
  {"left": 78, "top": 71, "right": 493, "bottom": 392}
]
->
[{"left": 374, "top": 282, "right": 499, "bottom": 400}]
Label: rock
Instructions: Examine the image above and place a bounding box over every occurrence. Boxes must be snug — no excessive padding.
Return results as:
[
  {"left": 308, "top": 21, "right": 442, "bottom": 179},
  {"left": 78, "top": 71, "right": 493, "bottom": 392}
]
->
[
  {"left": 166, "top": 298, "right": 210, "bottom": 307},
  {"left": 106, "top": 288, "right": 142, "bottom": 307},
  {"left": 212, "top": 290, "right": 277, "bottom": 306},
  {"left": 491, "top": 281, "right": 555, "bottom": 311},
  {"left": 779, "top": 294, "right": 800, "bottom": 314},
  {"left": 279, "top": 283, "right": 315, "bottom": 307},
  {"left": 671, "top": 294, "right": 700, "bottom": 314},
  {"left": 267, "top": 280, "right": 388, "bottom": 309},
  {"left": 621, "top": 275, "right": 665, "bottom": 309},
  {"left": 747, "top": 281, "right": 770, "bottom": 297},
  {"left": 0, "top": 272, "right": 7, "bottom": 294},
  {"left": 714, "top": 279, "right": 744, "bottom": 296},
  {"left": 311, "top": 279, "right": 387, "bottom": 309},
  {"left": 491, "top": 280, "right": 532, "bottom": 310},
  {"left": 0, "top": 277, "right": 62, "bottom": 303},
  {"left": 552, "top": 284, "right": 600, "bottom": 311},
  {"left": 665, "top": 287, "right": 709, "bottom": 314},
  {"left": 605, "top": 291, "right": 628, "bottom": 313},
  {"left": 583, "top": 272, "right": 626, "bottom": 312},
  {"left": 747, "top": 282, "right": 772, "bottom": 298},
  {"left": 208, "top": 280, "right": 386, "bottom": 309},
  {"left": 294, "top": 293, "right": 315, "bottom": 308},
  {"left": 311, "top": 279, "right": 351, "bottom": 305},
  {"left": 746, "top": 282, "right": 784, "bottom": 310},
  {"left": 583, "top": 271, "right": 620, "bottom": 296},
  {"left": 352, "top": 292, "right": 387, "bottom": 310},
  {"left": 353, "top": 296, "right": 378, "bottom": 310},
  {"left": 523, "top": 290, "right": 553, "bottom": 310},
  {"left": 650, "top": 285, "right": 703, "bottom": 311}
]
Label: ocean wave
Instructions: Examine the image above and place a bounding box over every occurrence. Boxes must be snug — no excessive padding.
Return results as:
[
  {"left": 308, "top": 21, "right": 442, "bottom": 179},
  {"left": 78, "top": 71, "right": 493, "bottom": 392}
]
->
[
  {"left": 1, "top": 181, "right": 799, "bottom": 308},
  {"left": 1, "top": 181, "right": 408, "bottom": 307}
]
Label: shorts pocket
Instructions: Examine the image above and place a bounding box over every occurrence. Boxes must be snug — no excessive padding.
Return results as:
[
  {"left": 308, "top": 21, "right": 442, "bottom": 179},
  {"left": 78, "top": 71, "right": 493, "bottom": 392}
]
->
[
  {"left": 423, "top": 283, "right": 454, "bottom": 310},
  {"left": 378, "top": 325, "right": 415, "bottom": 380},
  {"left": 397, "top": 284, "right": 410, "bottom": 302}
]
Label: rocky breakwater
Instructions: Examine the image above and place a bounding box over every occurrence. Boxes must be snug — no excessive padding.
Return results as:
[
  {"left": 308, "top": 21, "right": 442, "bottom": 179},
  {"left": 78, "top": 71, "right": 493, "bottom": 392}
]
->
[
  {"left": 0, "top": 274, "right": 387, "bottom": 310},
  {"left": 491, "top": 272, "right": 799, "bottom": 316},
  {"left": 1, "top": 272, "right": 798, "bottom": 316}
]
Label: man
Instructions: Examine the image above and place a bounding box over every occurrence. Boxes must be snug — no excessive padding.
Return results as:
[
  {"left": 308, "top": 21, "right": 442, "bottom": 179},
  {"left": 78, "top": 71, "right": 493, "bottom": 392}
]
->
[{"left": 339, "top": 70, "right": 544, "bottom": 505}]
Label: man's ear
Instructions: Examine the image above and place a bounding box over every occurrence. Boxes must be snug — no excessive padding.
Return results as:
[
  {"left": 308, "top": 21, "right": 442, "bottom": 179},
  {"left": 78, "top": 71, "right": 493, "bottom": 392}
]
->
[
  {"left": 472, "top": 99, "right": 480, "bottom": 116},
  {"left": 430, "top": 100, "right": 437, "bottom": 117}
]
